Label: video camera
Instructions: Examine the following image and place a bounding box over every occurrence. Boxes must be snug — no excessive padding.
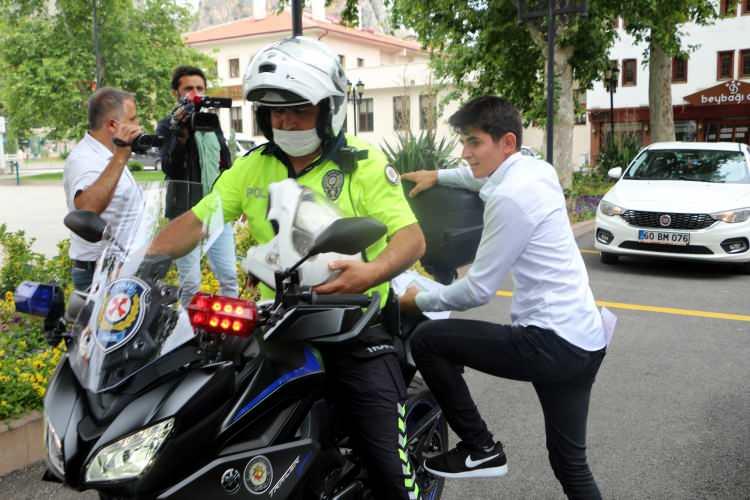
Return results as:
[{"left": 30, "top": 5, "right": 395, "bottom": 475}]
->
[
  {"left": 170, "top": 91, "right": 233, "bottom": 132},
  {"left": 114, "top": 134, "right": 163, "bottom": 154}
]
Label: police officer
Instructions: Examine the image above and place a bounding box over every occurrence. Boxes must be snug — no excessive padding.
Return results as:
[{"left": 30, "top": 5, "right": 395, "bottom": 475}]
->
[{"left": 149, "top": 36, "right": 426, "bottom": 500}]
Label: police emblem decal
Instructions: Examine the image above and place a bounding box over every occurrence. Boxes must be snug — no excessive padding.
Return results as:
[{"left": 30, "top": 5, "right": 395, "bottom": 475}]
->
[
  {"left": 95, "top": 278, "right": 150, "bottom": 352},
  {"left": 385, "top": 165, "right": 400, "bottom": 185},
  {"left": 243, "top": 455, "right": 273, "bottom": 495},
  {"left": 322, "top": 169, "right": 345, "bottom": 200}
]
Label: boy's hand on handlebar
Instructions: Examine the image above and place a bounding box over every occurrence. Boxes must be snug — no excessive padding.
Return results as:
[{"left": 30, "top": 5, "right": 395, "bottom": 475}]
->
[
  {"left": 401, "top": 170, "right": 438, "bottom": 198},
  {"left": 313, "top": 260, "right": 376, "bottom": 295},
  {"left": 399, "top": 286, "right": 421, "bottom": 315}
]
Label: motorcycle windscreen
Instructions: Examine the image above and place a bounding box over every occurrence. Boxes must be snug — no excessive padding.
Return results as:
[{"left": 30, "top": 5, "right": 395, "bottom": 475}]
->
[
  {"left": 291, "top": 188, "right": 342, "bottom": 256},
  {"left": 67, "top": 181, "right": 225, "bottom": 393}
]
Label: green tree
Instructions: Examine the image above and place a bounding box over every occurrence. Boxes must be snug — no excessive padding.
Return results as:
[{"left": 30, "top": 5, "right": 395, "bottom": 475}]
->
[
  {"left": 385, "top": 0, "right": 619, "bottom": 188},
  {"left": 0, "top": 0, "right": 215, "bottom": 140},
  {"left": 614, "top": 0, "right": 716, "bottom": 142}
]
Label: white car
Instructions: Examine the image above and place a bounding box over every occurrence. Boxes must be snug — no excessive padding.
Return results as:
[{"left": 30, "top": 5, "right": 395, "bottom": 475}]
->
[
  {"left": 232, "top": 133, "right": 257, "bottom": 157},
  {"left": 594, "top": 142, "right": 750, "bottom": 272}
]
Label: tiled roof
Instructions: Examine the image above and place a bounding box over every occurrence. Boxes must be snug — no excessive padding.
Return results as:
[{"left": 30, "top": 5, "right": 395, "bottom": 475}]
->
[{"left": 184, "top": 11, "right": 422, "bottom": 52}]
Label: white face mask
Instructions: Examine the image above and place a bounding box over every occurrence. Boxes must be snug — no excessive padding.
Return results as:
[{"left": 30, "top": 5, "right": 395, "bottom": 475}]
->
[{"left": 272, "top": 128, "right": 322, "bottom": 157}]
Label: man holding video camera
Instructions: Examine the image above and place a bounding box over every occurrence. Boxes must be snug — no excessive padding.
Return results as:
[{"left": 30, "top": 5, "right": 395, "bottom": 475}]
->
[
  {"left": 64, "top": 87, "right": 144, "bottom": 292},
  {"left": 157, "top": 65, "right": 238, "bottom": 306}
]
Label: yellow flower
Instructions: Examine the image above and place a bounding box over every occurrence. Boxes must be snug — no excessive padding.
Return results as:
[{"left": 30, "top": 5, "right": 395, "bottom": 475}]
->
[
  {"left": 4, "top": 291, "right": 12, "bottom": 302},
  {"left": 0, "top": 349, "right": 5, "bottom": 357}
]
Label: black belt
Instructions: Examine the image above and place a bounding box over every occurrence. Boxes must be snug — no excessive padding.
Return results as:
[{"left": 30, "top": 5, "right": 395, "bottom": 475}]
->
[{"left": 72, "top": 260, "right": 96, "bottom": 272}]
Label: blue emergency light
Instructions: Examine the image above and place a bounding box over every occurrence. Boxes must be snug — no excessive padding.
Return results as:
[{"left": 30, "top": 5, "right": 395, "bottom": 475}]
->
[{"left": 14, "top": 281, "right": 58, "bottom": 317}]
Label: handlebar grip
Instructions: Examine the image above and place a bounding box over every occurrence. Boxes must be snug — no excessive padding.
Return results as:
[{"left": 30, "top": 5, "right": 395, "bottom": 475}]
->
[{"left": 311, "top": 293, "right": 371, "bottom": 307}]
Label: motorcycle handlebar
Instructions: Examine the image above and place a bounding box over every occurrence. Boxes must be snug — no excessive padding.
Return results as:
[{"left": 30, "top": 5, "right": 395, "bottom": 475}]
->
[{"left": 309, "top": 292, "right": 372, "bottom": 307}]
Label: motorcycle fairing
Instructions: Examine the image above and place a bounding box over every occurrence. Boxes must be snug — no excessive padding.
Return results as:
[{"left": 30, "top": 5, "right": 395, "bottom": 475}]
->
[
  {"left": 224, "top": 347, "right": 324, "bottom": 429},
  {"left": 156, "top": 439, "right": 319, "bottom": 499}
]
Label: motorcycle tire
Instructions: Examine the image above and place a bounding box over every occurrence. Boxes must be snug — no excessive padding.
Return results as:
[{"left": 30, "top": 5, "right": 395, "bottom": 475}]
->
[{"left": 406, "top": 377, "right": 449, "bottom": 500}]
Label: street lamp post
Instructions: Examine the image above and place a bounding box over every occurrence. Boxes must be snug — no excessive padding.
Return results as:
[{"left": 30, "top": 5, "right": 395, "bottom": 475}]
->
[
  {"left": 516, "top": 0, "right": 588, "bottom": 164},
  {"left": 291, "top": 0, "right": 303, "bottom": 36},
  {"left": 347, "top": 80, "right": 365, "bottom": 135},
  {"left": 603, "top": 61, "right": 619, "bottom": 146}
]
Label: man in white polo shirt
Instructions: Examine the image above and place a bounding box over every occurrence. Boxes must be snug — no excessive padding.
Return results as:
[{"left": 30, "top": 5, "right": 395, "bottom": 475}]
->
[
  {"left": 400, "top": 96, "right": 609, "bottom": 499},
  {"left": 63, "top": 87, "right": 143, "bottom": 291}
]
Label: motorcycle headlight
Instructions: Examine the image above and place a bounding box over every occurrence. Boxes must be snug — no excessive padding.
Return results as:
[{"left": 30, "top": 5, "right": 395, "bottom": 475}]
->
[
  {"left": 44, "top": 416, "right": 64, "bottom": 477},
  {"left": 599, "top": 200, "right": 626, "bottom": 217},
  {"left": 85, "top": 418, "right": 174, "bottom": 483},
  {"left": 710, "top": 207, "right": 750, "bottom": 223}
]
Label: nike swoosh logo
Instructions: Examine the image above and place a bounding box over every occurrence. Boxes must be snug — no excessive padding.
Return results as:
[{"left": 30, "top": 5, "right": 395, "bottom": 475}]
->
[{"left": 465, "top": 453, "right": 500, "bottom": 468}]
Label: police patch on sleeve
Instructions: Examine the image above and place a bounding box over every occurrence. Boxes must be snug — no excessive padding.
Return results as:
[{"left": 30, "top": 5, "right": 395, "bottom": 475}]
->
[
  {"left": 385, "top": 165, "right": 400, "bottom": 185},
  {"left": 322, "top": 169, "right": 345, "bottom": 201}
]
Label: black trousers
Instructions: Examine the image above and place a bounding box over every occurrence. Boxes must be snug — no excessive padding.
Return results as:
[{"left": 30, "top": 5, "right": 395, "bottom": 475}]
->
[
  {"left": 411, "top": 320, "right": 605, "bottom": 500},
  {"left": 324, "top": 351, "right": 420, "bottom": 500}
]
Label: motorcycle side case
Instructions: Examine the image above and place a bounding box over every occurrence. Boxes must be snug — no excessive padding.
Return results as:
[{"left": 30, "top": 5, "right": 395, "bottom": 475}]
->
[{"left": 402, "top": 182, "right": 484, "bottom": 283}]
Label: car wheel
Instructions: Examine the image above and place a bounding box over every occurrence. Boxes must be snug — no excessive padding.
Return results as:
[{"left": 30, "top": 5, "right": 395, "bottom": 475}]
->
[{"left": 600, "top": 252, "right": 619, "bottom": 265}]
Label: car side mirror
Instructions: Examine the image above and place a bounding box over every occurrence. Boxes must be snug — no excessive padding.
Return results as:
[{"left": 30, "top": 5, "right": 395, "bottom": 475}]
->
[
  {"left": 607, "top": 167, "right": 623, "bottom": 180},
  {"left": 63, "top": 210, "right": 107, "bottom": 243}
]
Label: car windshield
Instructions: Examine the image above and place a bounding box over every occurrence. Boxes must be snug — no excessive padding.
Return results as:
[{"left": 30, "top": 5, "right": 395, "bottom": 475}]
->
[
  {"left": 67, "top": 181, "right": 224, "bottom": 393},
  {"left": 624, "top": 149, "right": 750, "bottom": 183}
]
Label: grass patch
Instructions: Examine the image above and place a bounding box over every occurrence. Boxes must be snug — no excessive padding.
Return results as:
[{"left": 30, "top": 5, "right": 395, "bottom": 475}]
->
[{"left": 23, "top": 170, "right": 165, "bottom": 183}]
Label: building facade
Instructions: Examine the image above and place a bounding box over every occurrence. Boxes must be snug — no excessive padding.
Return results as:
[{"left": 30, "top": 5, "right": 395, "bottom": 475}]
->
[
  {"left": 184, "top": 2, "right": 593, "bottom": 168},
  {"left": 587, "top": 3, "right": 750, "bottom": 163},
  {"left": 184, "top": 1, "right": 460, "bottom": 153}
]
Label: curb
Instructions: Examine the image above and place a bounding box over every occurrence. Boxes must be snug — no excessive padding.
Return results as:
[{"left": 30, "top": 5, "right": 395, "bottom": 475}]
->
[
  {"left": 571, "top": 218, "right": 596, "bottom": 239},
  {"left": 0, "top": 411, "right": 45, "bottom": 477}
]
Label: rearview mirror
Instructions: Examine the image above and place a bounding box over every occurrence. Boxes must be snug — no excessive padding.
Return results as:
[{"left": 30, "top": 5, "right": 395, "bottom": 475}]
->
[
  {"left": 607, "top": 167, "right": 623, "bottom": 180},
  {"left": 309, "top": 217, "right": 387, "bottom": 257},
  {"left": 63, "top": 210, "right": 107, "bottom": 243}
]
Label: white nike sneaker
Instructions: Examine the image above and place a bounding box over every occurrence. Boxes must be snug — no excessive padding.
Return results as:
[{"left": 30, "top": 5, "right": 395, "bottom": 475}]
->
[{"left": 424, "top": 441, "right": 508, "bottom": 479}]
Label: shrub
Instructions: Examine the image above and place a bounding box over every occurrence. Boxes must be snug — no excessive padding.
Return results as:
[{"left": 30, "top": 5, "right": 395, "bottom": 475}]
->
[
  {"left": 128, "top": 161, "right": 144, "bottom": 172},
  {"left": 0, "top": 290, "right": 64, "bottom": 420},
  {"left": 597, "top": 133, "right": 642, "bottom": 177},
  {"left": 0, "top": 225, "right": 72, "bottom": 295},
  {"left": 382, "top": 131, "right": 460, "bottom": 174}
]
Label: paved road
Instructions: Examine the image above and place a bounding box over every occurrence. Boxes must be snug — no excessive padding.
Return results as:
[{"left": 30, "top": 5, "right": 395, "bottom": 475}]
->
[
  {"left": 1, "top": 231, "right": 749, "bottom": 499},
  {"left": 0, "top": 184, "right": 68, "bottom": 257}
]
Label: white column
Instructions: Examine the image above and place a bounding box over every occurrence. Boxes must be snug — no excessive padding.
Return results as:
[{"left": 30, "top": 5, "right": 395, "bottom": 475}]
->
[
  {"left": 311, "top": 0, "right": 326, "bottom": 21},
  {"left": 0, "top": 116, "right": 5, "bottom": 173},
  {"left": 253, "top": 0, "right": 266, "bottom": 20}
]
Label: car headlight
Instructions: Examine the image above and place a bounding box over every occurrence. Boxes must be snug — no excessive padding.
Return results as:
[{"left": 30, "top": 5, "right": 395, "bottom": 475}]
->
[
  {"left": 44, "top": 415, "right": 64, "bottom": 477},
  {"left": 710, "top": 207, "right": 750, "bottom": 223},
  {"left": 85, "top": 418, "right": 174, "bottom": 483},
  {"left": 599, "top": 200, "right": 626, "bottom": 217}
]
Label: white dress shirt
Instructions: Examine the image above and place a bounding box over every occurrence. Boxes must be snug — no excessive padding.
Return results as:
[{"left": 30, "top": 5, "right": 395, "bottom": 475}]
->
[
  {"left": 415, "top": 152, "right": 606, "bottom": 351},
  {"left": 63, "top": 133, "right": 142, "bottom": 261}
]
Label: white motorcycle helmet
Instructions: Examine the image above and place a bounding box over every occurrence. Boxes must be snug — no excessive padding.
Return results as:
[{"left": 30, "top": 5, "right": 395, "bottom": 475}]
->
[
  {"left": 243, "top": 36, "right": 348, "bottom": 143},
  {"left": 242, "top": 179, "right": 363, "bottom": 288}
]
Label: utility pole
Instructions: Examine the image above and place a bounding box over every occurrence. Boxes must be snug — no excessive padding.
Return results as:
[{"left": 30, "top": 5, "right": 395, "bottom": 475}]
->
[
  {"left": 517, "top": 0, "right": 588, "bottom": 164},
  {"left": 93, "top": 0, "right": 102, "bottom": 88}
]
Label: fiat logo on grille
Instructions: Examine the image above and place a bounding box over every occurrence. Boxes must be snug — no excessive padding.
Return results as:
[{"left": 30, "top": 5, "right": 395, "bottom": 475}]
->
[{"left": 659, "top": 214, "right": 672, "bottom": 227}]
